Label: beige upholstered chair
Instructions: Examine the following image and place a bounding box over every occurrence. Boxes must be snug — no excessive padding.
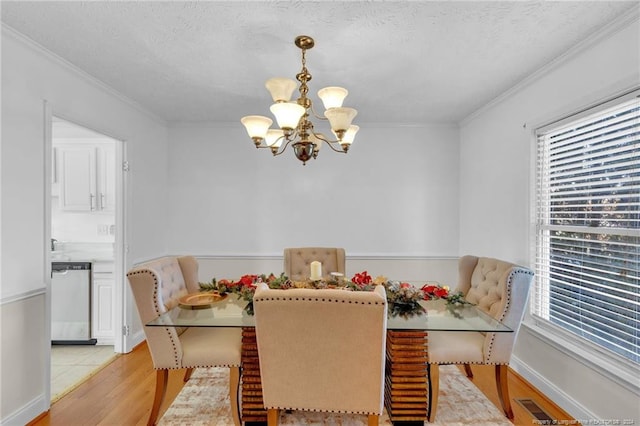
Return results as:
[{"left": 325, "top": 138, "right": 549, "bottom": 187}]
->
[
  {"left": 127, "top": 256, "right": 242, "bottom": 426},
  {"left": 283, "top": 247, "right": 346, "bottom": 281},
  {"left": 253, "top": 283, "right": 387, "bottom": 426},
  {"left": 427, "top": 255, "right": 534, "bottom": 422}
]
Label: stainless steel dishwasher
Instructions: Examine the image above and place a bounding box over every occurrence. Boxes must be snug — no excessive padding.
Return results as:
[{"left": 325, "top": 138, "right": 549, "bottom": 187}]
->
[{"left": 51, "top": 261, "right": 97, "bottom": 345}]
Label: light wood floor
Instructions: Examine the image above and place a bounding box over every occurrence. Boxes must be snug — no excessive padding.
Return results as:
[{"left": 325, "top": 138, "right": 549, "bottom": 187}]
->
[
  {"left": 50, "top": 345, "right": 117, "bottom": 402},
  {"left": 29, "top": 342, "right": 576, "bottom": 426}
]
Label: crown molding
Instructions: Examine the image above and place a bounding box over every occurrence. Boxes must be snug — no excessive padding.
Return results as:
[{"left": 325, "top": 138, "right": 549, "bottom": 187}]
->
[
  {"left": 460, "top": 7, "right": 640, "bottom": 127},
  {"left": 168, "top": 120, "right": 459, "bottom": 129},
  {"left": 176, "top": 253, "right": 458, "bottom": 260},
  {"left": 1, "top": 23, "right": 167, "bottom": 126}
]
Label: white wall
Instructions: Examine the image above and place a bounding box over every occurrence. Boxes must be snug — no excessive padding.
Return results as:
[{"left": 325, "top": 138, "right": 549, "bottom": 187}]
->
[
  {"left": 0, "top": 25, "right": 169, "bottom": 424},
  {"left": 167, "top": 123, "right": 460, "bottom": 258},
  {"left": 126, "top": 121, "right": 463, "bottom": 385},
  {"left": 3, "top": 8, "right": 638, "bottom": 425},
  {"left": 458, "top": 14, "right": 639, "bottom": 421}
]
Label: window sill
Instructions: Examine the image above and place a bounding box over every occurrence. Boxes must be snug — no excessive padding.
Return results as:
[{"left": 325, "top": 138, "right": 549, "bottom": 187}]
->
[{"left": 521, "top": 318, "right": 640, "bottom": 395}]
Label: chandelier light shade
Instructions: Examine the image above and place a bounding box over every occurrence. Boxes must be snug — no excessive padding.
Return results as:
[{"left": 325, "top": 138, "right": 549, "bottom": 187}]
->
[
  {"left": 340, "top": 125, "right": 360, "bottom": 146},
  {"left": 265, "top": 78, "right": 297, "bottom": 103},
  {"left": 241, "top": 35, "right": 360, "bottom": 165},
  {"left": 324, "top": 107, "right": 358, "bottom": 138},
  {"left": 265, "top": 129, "right": 285, "bottom": 149},
  {"left": 317, "top": 87, "right": 348, "bottom": 109},
  {"left": 240, "top": 115, "right": 273, "bottom": 146},
  {"left": 269, "top": 102, "right": 306, "bottom": 131}
]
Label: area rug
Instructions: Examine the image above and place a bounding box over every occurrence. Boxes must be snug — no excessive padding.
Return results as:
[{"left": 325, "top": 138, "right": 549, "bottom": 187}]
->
[{"left": 159, "top": 365, "right": 512, "bottom": 425}]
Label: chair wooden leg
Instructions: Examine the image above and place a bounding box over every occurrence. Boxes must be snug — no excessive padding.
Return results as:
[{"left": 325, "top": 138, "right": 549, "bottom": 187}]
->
[
  {"left": 367, "top": 413, "right": 379, "bottom": 426},
  {"left": 148, "top": 369, "right": 168, "bottom": 426},
  {"left": 267, "top": 408, "right": 280, "bottom": 426},
  {"left": 427, "top": 363, "right": 440, "bottom": 422},
  {"left": 464, "top": 364, "right": 473, "bottom": 378},
  {"left": 229, "top": 366, "right": 241, "bottom": 426},
  {"left": 183, "top": 367, "right": 194, "bottom": 382},
  {"left": 495, "top": 364, "right": 514, "bottom": 419}
]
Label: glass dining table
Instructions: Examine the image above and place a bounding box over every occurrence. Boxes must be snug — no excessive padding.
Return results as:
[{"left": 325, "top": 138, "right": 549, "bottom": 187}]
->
[{"left": 147, "top": 293, "right": 512, "bottom": 425}]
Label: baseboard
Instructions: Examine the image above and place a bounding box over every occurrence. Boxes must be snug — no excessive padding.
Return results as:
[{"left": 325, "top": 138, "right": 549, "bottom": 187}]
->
[
  {"left": 124, "top": 330, "right": 146, "bottom": 353},
  {"left": 510, "top": 355, "right": 598, "bottom": 421},
  {"left": 0, "top": 393, "right": 47, "bottom": 426}
]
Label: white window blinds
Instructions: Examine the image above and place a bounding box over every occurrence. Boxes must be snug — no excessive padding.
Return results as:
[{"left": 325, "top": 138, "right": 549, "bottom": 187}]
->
[{"left": 534, "top": 95, "right": 640, "bottom": 364}]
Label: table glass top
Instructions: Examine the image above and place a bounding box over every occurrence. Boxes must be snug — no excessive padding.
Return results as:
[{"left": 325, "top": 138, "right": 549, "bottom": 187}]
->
[{"left": 146, "top": 295, "right": 512, "bottom": 332}]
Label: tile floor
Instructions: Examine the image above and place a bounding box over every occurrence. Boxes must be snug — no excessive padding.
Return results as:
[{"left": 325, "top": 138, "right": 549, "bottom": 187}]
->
[{"left": 50, "top": 345, "right": 117, "bottom": 402}]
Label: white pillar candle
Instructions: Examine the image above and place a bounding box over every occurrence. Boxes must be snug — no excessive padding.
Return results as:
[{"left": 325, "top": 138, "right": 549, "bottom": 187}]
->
[{"left": 310, "top": 261, "right": 322, "bottom": 281}]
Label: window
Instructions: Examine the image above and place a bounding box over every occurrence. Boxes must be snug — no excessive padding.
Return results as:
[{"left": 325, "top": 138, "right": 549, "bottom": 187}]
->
[{"left": 534, "top": 93, "right": 639, "bottom": 365}]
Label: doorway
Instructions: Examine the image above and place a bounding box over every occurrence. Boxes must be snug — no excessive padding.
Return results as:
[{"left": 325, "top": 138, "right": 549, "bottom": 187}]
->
[{"left": 48, "top": 116, "right": 125, "bottom": 401}]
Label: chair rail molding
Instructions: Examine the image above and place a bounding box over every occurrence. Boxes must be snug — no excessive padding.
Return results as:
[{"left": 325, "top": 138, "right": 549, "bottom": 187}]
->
[
  {"left": 192, "top": 254, "right": 459, "bottom": 286},
  {"left": 0, "top": 287, "right": 46, "bottom": 306}
]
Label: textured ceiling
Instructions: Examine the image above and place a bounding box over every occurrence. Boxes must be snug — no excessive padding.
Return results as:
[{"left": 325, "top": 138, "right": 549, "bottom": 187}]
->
[{"left": 1, "top": 1, "right": 637, "bottom": 124}]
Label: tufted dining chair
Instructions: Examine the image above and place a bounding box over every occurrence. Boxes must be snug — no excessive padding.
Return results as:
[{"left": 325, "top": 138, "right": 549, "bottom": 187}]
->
[
  {"left": 253, "top": 282, "right": 387, "bottom": 426},
  {"left": 127, "top": 256, "right": 242, "bottom": 426},
  {"left": 283, "top": 247, "right": 346, "bottom": 281},
  {"left": 427, "top": 255, "right": 534, "bottom": 422}
]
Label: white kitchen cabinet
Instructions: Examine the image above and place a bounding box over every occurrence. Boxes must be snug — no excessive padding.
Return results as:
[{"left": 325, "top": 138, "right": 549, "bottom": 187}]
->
[
  {"left": 58, "top": 144, "right": 96, "bottom": 211},
  {"left": 56, "top": 142, "right": 115, "bottom": 212},
  {"left": 92, "top": 261, "right": 115, "bottom": 344},
  {"left": 98, "top": 144, "right": 116, "bottom": 212}
]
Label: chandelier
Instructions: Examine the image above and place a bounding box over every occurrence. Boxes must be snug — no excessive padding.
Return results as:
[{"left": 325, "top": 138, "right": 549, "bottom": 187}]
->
[{"left": 240, "top": 35, "right": 359, "bottom": 165}]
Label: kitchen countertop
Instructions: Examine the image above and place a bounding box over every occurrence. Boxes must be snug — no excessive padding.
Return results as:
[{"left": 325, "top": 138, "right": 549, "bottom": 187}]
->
[
  {"left": 52, "top": 251, "right": 114, "bottom": 262},
  {"left": 51, "top": 242, "right": 114, "bottom": 263}
]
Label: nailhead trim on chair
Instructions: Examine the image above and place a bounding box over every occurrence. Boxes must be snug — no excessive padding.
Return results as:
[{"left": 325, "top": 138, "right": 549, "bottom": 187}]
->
[
  {"left": 484, "top": 269, "right": 512, "bottom": 360},
  {"left": 440, "top": 361, "right": 507, "bottom": 366},
  {"left": 484, "top": 268, "right": 534, "bottom": 360},
  {"left": 264, "top": 406, "right": 378, "bottom": 415},
  {"left": 254, "top": 296, "right": 385, "bottom": 305},
  {"left": 433, "top": 267, "right": 535, "bottom": 365},
  {"left": 127, "top": 268, "right": 182, "bottom": 367},
  {"left": 153, "top": 362, "right": 239, "bottom": 370},
  {"left": 129, "top": 267, "right": 243, "bottom": 369}
]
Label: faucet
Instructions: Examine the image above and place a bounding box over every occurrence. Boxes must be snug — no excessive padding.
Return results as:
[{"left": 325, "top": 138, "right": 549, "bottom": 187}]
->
[{"left": 51, "top": 238, "right": 57, "bottom": 251}]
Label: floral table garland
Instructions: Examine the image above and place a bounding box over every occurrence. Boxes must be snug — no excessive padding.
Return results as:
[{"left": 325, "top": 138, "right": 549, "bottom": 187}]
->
[{"left": 199, "top": 270, "right": 471, "bottom": 316}]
